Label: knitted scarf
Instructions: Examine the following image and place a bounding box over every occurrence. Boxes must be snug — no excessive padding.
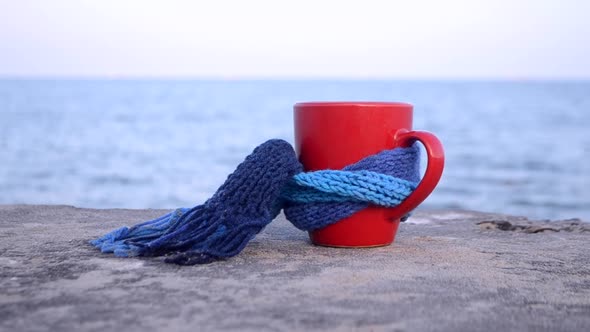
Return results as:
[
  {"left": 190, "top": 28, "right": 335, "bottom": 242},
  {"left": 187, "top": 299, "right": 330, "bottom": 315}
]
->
[{"left": 91, "top": 139, "right": 420, "bottom": 265}]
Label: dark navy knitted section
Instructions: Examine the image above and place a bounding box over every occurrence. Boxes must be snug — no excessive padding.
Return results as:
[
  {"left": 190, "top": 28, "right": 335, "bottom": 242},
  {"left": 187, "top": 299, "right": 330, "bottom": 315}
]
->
[
  {"left": 159, "top": 139, "right": 303, "bottom": 264},
  {"left": 95, "top": 139, "right": 302, "bottom": 264},
  {"left": 283, "top": 144, "right": 420, "bottom": 230}
]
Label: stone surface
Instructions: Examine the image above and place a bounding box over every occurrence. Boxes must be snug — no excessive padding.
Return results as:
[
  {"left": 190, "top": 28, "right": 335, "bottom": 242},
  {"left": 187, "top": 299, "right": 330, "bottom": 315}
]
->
[{"left": 0, "top": 205, "right": 589, "bottom": 332}]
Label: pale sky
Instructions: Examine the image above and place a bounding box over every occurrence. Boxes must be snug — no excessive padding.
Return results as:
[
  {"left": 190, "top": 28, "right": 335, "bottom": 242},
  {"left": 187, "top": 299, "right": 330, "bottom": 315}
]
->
[{"left": 1, "top": 0, "right": 589, "bottom": 79}]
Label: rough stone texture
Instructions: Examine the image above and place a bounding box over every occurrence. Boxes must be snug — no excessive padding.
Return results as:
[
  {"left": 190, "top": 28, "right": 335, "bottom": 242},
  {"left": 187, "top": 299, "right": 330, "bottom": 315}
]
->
[{"left": 1, "top": 205, "right": 589, "bottom": 332}]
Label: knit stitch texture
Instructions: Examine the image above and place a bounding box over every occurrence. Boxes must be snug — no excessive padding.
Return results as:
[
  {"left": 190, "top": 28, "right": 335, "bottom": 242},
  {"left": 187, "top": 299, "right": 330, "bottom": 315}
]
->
[{"left": 91, "top": 139, "right": 420, "bottom": 265}]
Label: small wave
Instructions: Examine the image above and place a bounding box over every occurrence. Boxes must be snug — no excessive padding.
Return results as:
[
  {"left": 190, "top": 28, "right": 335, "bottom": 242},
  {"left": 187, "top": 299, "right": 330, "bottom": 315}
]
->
[
  {"left": 30, "top": 170, "right": 54, "bottom": 179},
  {"left": 512, "top": 199, "right": 585, "bottom": 210},
  {"left": 89, "top": 175, "right": 151, "bottom": 186},
  {"left": 435, "top": 186, "right": 476, "bottom": 195}
]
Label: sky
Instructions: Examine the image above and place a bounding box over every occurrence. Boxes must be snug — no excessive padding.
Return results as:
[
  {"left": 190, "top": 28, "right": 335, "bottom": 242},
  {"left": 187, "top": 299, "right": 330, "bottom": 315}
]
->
[{"left": 0, "top": 0, "right": 589, "bottom": 79}]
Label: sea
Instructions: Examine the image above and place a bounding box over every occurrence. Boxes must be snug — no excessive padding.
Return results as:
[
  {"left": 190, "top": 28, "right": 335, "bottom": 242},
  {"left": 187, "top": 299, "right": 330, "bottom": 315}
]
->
[{"left": 0, "top": 79, "right": 588, "bottom": 221}]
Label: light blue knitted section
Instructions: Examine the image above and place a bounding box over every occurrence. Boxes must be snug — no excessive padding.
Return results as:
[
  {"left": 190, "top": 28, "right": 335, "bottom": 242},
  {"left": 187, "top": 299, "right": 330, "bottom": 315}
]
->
[{"left": 282, "top": 170, "right": 417, "bottom": 207}]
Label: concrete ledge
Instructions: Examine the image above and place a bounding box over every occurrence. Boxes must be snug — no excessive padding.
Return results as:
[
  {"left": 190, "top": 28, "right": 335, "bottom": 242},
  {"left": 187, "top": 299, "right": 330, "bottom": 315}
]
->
[{"left": 1, "top": 205, "right": 589, "bottom": 331}]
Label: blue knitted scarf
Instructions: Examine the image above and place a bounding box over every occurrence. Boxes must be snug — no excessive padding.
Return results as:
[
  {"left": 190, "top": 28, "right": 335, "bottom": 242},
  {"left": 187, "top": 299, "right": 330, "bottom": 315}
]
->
[{"left": 91, "top": 139, "right": 420, "bottom": 265}]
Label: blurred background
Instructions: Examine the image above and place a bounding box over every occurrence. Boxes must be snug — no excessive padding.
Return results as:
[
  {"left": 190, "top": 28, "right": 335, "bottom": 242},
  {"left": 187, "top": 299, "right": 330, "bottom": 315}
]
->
[{"left": 0, "top": 0, "right": 588, "bottom": 220}]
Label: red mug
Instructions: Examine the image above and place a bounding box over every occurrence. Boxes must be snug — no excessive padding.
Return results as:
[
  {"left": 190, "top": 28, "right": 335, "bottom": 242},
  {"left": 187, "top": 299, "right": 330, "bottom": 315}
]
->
[{"left": 294, "top": 102, "right": 444, "bottom": 247}]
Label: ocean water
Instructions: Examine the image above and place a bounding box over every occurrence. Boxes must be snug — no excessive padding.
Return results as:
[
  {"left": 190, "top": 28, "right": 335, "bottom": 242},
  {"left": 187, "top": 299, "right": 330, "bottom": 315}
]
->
[{"left": 0, "top": 79, "right": 588, "bottom": 221}]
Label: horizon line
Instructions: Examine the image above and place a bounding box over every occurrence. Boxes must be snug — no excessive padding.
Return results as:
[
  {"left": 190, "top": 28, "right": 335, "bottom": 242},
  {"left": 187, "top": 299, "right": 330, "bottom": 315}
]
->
[{"left": 1, "top": 75, "right": 589, "bottom": 83}]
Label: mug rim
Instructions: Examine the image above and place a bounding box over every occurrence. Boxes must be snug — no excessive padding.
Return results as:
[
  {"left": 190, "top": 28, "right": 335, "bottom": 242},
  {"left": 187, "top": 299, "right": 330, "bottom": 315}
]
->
[{"left": 295, "top": 101, "right": 412, "bottom": 108}]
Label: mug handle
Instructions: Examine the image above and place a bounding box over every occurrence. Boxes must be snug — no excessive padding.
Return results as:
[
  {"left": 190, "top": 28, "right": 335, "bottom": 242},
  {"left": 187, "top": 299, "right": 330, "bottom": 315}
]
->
[{"left": 386, "top": 129, "right": 445, "bottom": 220}]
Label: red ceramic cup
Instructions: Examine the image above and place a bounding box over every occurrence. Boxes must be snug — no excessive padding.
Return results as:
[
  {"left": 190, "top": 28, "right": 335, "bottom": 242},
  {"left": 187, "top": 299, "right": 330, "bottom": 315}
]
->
[{"left": 294, "top": 102, "right": 444, "bottom": 247}]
